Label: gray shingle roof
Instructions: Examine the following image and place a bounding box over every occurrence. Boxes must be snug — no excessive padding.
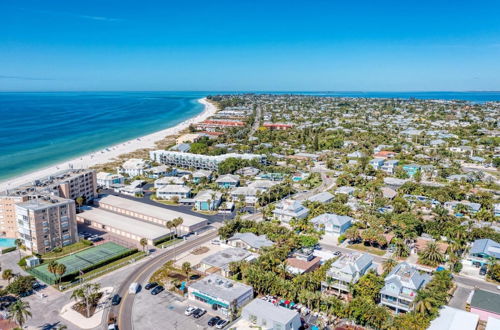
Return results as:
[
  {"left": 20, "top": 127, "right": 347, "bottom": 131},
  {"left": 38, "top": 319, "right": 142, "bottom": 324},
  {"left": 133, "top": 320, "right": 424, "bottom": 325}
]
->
[
  {"left": 471, "top": 289, "right": 500, "bottom": 314},
  {"left": 227, "top": 233, "right": 273, "bottom": 249}
]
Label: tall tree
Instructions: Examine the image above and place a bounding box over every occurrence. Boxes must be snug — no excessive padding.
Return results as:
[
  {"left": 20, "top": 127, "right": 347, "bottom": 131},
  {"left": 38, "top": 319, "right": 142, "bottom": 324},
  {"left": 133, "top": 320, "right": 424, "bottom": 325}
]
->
[{"left": 8, "top": 300, "right": 32, "bottom": 328}]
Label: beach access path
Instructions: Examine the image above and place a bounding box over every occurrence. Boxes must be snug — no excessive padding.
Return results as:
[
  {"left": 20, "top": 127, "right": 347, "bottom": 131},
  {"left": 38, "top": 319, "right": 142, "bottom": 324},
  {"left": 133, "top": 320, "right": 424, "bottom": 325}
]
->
[{"left": 0, "top": 98, "right": 217, "bottom": 192}]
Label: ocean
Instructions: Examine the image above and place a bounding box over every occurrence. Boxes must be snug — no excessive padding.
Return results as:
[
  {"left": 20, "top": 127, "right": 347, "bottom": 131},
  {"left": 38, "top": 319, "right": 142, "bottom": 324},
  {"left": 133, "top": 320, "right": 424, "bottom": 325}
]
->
[
  {"left": 0, "top": 92, "right": 206, "bottom": 181},
  {"left": 0, "top": 91, "right": 499, "bottom": 182}
]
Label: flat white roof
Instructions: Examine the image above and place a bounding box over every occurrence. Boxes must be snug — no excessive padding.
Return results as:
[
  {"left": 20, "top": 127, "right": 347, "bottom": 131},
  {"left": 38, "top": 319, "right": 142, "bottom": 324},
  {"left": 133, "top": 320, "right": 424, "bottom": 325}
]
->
[
  {"left": 428, "top": 306, "right": 479, "bottom": 330},
  {"left": 96, "top": 195, "right": 207, "bottom": 227},
  {"left": 77, "top": 207, "right": 171, "bottom": 240}
]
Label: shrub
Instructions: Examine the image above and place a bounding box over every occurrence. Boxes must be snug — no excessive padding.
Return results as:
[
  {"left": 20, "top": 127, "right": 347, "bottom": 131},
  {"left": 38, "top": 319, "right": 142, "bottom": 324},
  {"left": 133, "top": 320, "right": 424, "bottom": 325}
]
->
[
  {"left": 51, "top": 247, "right": 63, "bottom": 253},
  {"left": 338, "top": 234, "right": 346, "bottom": 244},
  {"left": 81, "top": 239, "right": 93, "bottom": 246},
  {"left": 1, "top": 246, "right": 16, "bottom": 254}
]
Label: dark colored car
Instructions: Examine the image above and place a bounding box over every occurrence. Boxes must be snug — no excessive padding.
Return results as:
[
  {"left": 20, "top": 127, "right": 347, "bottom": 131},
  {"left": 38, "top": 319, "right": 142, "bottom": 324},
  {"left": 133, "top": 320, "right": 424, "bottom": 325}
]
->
[
  {"left": 480, "top": 265, "right": 488, "bottom": 276},
  {"left": 193, "top": 308, "right": 206, "bottom": 318},
  {"left": 111, "top": 294, "right": 121, "bottom": 305},
  {"left": 145, "top": 282, "right": 158, "bottom": 290},
  {"left": 208, "top": 316, "right": 221, "bottom": 326},
  {"left": 151, "top": 285, "right": 164, "bottom": 295}
]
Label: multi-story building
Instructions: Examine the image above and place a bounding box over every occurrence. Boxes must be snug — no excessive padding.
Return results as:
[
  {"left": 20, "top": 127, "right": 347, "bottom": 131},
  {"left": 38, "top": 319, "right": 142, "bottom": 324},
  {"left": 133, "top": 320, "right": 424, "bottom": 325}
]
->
[
  {"left": 117, "top": 158, "right": 148, "bottom": 177},
  {"left": 149, "top": 150, "right": 266, "bottom": 171},
  {"left": 322, "top": 252, "right": 376, "bottom": 294},
  {"left": 380, "top": 262, "right": 431, "bottom": 313},
  {"left": 0, "top": 169, "right": 97, "bottom": 238},
  {"left": 96, "top": 172, "right": 125, "bottom": 188},
  {"left": 15, "top": 196, "right": 78, "bottom": 254}
]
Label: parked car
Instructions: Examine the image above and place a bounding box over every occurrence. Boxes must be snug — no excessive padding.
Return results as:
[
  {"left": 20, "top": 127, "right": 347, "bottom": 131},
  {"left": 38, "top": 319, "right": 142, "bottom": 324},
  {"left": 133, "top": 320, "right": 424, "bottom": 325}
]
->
[
  {"left": 111, "top": 294, "right": 121, "bottom": 306},
  {"left": 215, "top": 319, "right": 229, "bottom": 329},
  {"left": 193, "top": 308, "right": 206, "bottom": 318},
  {"left": 480, "top": 265, "right": 488, "bottom": 276},
  {"left": 185, "top": 306, "right": 197, "bottom": 316},
  {"left": 151, "top": 285, "right": 164, "bottom": 295},
  {"left": 145, "top": 282, "right": 158, "bottom": 290},
  {"left": 129, "top": 282, "right": 140, "bottom": 294},
  {"left": 208, "top": 316, "right": 221, "bottom": 326}
]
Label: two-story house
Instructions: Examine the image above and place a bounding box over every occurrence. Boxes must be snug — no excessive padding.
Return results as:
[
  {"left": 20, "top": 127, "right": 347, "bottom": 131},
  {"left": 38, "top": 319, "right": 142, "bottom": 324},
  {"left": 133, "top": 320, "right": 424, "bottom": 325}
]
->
[
  {"left": 380, "top": 262, "right": 431, "bottom": 313},
  {"left": 216, "top": 174, "right": 240, "bottom": 188},
  {"left": 273, "top": 199, "right": 309, "bottom": 223},
  {"left": 321, "top": 252, "right": 376, "bottom": 294},
  {"left": 310, "top": 213, "right": 353, "bottom": 235}
]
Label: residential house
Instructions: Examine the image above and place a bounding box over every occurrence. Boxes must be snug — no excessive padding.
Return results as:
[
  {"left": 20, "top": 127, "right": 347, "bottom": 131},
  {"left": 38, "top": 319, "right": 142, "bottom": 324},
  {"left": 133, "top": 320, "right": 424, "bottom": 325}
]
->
[
  {"left": 156, "top": 185, "right": 191, "bottom": 200},
  {"left": 322, "top": 252, "right": 376, "bottom": 294},
  {"left": 146, "top": 165, "right": 177, "bottom": 179},
  {"left": 310, "top": 213, "right": 353, "bottom": 235},
  {"left": 469, "top": 289, "right": 500, "bottom": 321},
  {"left": 194, "top": 190, "right": 222, "bottom": 211},
  {"left": 192, "top": 170, "right": 212, "bottom": 184},
  {"left": 335, "top": 186, "right": 356, "bottom": 196},
  {"left": 273, "top": 199, "right": 309, "bottom": 223},
  {"left": 380, "top": 262, "right": 431, "bottom": 313},
  {"left": 199, "top": 248, "right": 256, "bottom": 276},
  {"left": 241, "top": 299, "right": 302, "bottom": 330},
  {"left": 444, "top": 201, "right": 481, "bottom": 214},
  {"left": 235, "top": 166, "right": 260, "bottom": 177},
  {"left": 428, "top": 306, "right": 479, "bottom": 330},
  {"left": 154, "top": 176, "right": 186, "bottom": 188},
  {"left": 307, "top": 191, "right": 334, "bottom": 204},
  {"left": 285, "top": 250, "right": 321, "bottom": 275},
  {"left": 403, "top": 164, "right": 421, "bottom": 177},
  {"left": 96, "top": 172, "right": 125, "bottom": 188},
  {"left": 369, "top": 158, "right": 385, "bottom": 170},
  {"left": 381, "top": 159, "right": 399, "bottom": 174},
  {"left": 216, "top": 174, "right": 240, "bottom": 188},
  {"left": 117, "top": 158, "right": 148, "bottom": 177},
  {"left": 226, "top": 233, "right": 273, "bottom": 252},
  {"left": 468, "top": 239, "right": 500, "bottom": 266},
  {"left": 230, "top": 186, "right": 259, "bottom": 205}
]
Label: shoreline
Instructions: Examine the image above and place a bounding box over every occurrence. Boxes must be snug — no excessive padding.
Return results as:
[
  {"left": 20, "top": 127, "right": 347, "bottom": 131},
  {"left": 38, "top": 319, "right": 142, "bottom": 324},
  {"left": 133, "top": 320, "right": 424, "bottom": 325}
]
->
[{"left": 0, "top": 97, "right": 216, "bottom": 192}]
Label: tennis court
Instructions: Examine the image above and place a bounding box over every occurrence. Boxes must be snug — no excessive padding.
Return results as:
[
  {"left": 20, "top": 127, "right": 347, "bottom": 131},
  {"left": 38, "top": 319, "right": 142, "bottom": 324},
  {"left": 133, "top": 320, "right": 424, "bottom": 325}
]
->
[{"left": 30, "top": 242, "right": 132, "bottom": 284}]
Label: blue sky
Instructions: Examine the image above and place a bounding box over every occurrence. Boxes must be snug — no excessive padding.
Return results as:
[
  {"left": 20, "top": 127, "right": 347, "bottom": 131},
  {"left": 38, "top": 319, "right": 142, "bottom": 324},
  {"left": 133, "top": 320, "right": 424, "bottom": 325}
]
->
[{"left": 1, "top": 0, "right": 499, "bottom": 91}]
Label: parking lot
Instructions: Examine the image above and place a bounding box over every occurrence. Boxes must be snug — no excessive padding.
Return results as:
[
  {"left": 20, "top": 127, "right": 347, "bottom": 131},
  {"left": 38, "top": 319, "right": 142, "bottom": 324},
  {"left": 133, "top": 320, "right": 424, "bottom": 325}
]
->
[{"left": 132, "top": 287, "right": 230, "bottom": 330}]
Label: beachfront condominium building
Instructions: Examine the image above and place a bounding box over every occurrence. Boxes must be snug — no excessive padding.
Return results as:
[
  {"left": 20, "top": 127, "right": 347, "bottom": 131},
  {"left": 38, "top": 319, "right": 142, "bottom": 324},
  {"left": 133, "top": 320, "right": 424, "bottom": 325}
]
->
[
  {"left": 15, "top": 196, "right": 78, "bottom": 254},
  {"left": 0, "top": 169, "right": 97, "bottom": 238},
  {"left": 149, "top": 150, "right": 266, "bottom": 171}
]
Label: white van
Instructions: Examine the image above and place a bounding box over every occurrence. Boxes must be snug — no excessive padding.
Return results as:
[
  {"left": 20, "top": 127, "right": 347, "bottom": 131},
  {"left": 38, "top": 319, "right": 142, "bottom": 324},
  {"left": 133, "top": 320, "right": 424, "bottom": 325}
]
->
[{"left": 129, "top": 282, "right": 139, "bottom": 294}]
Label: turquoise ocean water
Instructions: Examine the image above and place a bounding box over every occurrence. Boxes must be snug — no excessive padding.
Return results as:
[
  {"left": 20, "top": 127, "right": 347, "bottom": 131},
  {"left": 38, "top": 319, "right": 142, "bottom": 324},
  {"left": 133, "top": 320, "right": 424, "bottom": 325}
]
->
[{"left": 0, "top": 91, "right": 499, "bottom": 182}]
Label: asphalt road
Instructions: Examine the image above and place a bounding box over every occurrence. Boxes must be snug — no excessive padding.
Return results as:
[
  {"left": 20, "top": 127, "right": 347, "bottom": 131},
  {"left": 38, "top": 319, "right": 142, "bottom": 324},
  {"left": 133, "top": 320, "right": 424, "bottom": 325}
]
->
[{"left": 112, "top": 230, "right": 218, "bottom": 330}]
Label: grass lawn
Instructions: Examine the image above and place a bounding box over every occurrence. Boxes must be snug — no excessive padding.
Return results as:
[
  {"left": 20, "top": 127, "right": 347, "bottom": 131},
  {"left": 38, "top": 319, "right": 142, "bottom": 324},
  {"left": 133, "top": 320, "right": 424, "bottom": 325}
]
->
[
  {"left": 150, "top": 194, "right": 180, "bottom": 206},
  {"left": 42, "top": 240, "right": 93, "bottom": 260},
  {"left": 155, "top": 238, "right": 182, "bottom": 248},
  {"left": 349, "top": 243, "right": 386, "bottom": 256}
]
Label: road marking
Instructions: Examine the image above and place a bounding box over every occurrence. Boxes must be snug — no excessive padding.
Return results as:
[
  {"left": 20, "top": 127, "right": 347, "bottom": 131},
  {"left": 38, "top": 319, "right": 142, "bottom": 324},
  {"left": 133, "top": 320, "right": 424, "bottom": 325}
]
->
[{"left": 117, "top": 231, "right": 217, "bottom": 330}]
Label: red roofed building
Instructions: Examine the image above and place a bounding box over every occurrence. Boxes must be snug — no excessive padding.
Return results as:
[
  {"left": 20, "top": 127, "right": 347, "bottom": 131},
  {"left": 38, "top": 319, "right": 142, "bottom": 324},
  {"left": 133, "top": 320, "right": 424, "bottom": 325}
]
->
[
  {"left": 263, "top": 122, "right": 294, "bottom": 130},
  {"left": 197, "top": 120, "right": 245, "bottom": 129},
  {"left": 373, "top": 151, "right": 397, "bottom": 159},
  {"left": 286, "top": 252, "right": 321, "bottom": 275}
]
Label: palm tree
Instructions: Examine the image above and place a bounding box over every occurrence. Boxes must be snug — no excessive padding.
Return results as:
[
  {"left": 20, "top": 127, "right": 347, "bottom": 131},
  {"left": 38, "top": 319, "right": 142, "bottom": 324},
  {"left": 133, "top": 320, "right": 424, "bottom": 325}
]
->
[
  {"left": 55, "top": 263, "right": 67, "bottom": 285},
  {"left": 71, "top": 282, "right": 101, "bottom": 318},
  {"left": 173, "top": 217, "right": 184, "bottom": 236},
  {"left": 47, "top": 261, "right": 59, "bottom": 284},
  {"left": 2, "top": 269, "right": 14, "bottom": 284},
  {"left": 139, "top": 238, "right": 148, "bottom": 252},
  {"left": 165, "top": 220, "right": 174, "bottom": 237},
  {"left": 414, "top": 292, "right": 436, "bottom": 315},
  {"left": 14, "top": 239, "right": 22, "bottom": 260},
  {"left": 8, "top": 300, "right": 32, "bottom": 328},
  {"left": 382, "top": 258, "right": 398, "bottom": 275},
  {"left": 419, "top": 242, "right": 445, "bottom": 267},
  {"left": 182, "top": 262, "right": 191, "bottom": 280}
]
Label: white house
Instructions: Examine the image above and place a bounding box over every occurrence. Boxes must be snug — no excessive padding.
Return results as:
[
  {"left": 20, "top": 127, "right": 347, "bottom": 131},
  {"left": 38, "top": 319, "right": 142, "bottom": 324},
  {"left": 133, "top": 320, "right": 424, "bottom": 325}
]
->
[
  {"left": 156, "top": 185, "right": 191, "bottom": 200},
  {"left": 117, "top": 158, "right": 148, "bottom": 177},
  {"left": 273, "top": 199, "right": 309, "bottom": 223}
]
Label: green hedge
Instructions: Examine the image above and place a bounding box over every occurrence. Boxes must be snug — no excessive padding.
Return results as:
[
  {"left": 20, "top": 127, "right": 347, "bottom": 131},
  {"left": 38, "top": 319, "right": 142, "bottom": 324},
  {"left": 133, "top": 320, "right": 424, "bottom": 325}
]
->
[{"left": 1, "top": 246, "right": 16, "bottom": 254}]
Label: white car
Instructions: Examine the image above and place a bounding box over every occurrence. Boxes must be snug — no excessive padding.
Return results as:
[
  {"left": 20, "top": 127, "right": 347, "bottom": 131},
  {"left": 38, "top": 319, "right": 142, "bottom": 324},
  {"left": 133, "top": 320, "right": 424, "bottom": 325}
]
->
[{"left": 184, "top": 306, "right": 196, "bottom": 316}]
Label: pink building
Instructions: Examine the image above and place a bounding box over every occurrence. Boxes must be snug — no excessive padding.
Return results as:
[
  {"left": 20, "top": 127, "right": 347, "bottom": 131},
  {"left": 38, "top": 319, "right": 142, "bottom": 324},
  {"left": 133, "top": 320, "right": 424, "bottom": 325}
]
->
[{"left": 469, "top": 289, "right": 500, "bottom": 321}]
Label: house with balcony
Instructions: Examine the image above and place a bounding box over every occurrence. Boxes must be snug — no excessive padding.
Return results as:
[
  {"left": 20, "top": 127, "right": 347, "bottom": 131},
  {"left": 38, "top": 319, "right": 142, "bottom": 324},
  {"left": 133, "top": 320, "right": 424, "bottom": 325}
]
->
[
  {"left": 194, "top": 190, "right": 222, "bottom": 211},
  {"left": 310, "top": 213, "right": 353, "bottom": 235},
  {"left": 381, "top": 159, "right": 399, "bottom": 174},
  {"left": 380, "top": 262, "right": 431, "bottom": 313},
  {"left": 273, "top": 199, "right": 309, "bottom": 223},
  {"left": 369, "top": 158, "right": 385, "bottom": 170},
  {"left": 321, "top": 252, "right": 376, "bottom": 294},
  {"left": 156, "top": 185, "right": 191, "bottom": 200},
  {"left": 192, "top": 170, "right": 212, "bottom": 184}
]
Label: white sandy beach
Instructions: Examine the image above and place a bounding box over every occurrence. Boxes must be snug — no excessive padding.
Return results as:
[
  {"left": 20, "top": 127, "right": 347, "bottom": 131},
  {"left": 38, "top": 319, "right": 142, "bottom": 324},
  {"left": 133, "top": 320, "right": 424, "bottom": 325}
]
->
[{"left": 0, "top": 98, "right": 216, "bottom": 192}]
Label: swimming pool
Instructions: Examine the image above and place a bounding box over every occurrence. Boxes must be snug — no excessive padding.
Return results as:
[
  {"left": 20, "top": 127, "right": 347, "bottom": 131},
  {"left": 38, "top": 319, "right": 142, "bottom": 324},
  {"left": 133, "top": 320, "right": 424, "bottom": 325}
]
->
[{"left": 0, "top": 238, "right": 16, "bottom": 248}]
